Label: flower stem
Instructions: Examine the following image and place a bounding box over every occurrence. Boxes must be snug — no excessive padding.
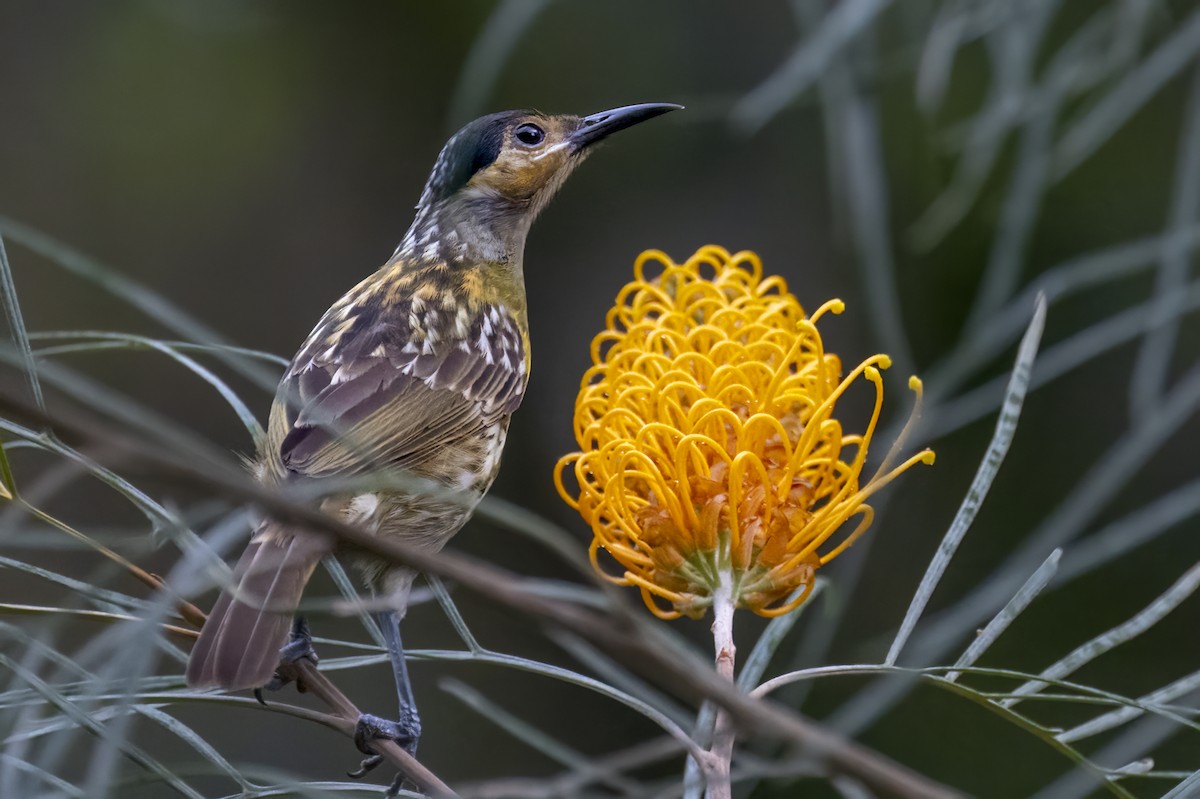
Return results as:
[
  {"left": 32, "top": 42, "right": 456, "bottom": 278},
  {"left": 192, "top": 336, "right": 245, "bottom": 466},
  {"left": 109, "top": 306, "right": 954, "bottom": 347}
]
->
[{"left": 707, "top": 568, "right": 737, "bottom": 799}]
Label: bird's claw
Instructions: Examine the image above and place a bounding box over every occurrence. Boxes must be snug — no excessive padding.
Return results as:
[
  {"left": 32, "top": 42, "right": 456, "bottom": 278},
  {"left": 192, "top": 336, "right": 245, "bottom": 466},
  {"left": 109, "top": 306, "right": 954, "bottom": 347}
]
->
[
  {"left": 352, "top": 711, "right": 422, "bottom": 756},
  {"left": 349, "top": 711, "right": 422, "bottom": 794},
  {"left": 254, "top": 617, "right": 319, "bottom": 705},
  {"left": 348, "top": 757, "right": 410, "bottom": 798},
  {"left": 345, "top": 753, "right": 405, "bottom": 796},
  {"left": 348, "top": 753, "right": 383, "bottom": 779},
  {"left": 346, "top": 757, "right": 405, "bottom": 798},
  {"left": 279, "top": 616, "right": 320, "bottom": 666}
]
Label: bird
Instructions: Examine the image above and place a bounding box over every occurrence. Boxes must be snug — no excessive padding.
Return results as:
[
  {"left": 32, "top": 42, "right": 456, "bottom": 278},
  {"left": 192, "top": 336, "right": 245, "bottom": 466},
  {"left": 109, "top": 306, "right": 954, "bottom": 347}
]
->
[{"left": 185, "top": 102, "right": 681, "bottom": 788}]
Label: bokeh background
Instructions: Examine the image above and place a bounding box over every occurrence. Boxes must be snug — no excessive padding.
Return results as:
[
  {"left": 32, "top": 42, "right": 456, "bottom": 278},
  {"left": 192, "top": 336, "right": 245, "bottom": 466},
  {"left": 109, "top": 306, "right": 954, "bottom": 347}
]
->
[{"left": 2, "top": 1, "right": 1199, "bottom": 797}]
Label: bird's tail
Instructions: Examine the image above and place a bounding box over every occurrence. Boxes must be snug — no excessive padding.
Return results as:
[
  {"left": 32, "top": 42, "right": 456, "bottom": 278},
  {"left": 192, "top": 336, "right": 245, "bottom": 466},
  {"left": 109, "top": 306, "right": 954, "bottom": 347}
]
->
[{"left": 186, "top": 529, "right": 331, "bottom": 691}]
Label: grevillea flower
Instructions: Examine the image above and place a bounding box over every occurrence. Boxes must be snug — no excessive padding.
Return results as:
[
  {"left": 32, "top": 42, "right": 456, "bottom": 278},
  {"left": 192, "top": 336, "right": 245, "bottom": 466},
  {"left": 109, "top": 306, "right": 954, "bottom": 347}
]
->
[{"left": 554, "top": 246, "right": 934, "bottom": 620}]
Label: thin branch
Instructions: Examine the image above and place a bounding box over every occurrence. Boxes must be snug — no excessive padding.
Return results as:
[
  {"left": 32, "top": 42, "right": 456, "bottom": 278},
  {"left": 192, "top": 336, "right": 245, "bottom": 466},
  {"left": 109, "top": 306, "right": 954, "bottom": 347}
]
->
[
  {"left": 0, "top": 383, "right": 965, "bottom": 799},
  {"left": 706, "top": 568, "right": 736, "bottom": 799},
  {"left": 9, "top": 496, "right": 207, "bottom": 629},
  {"left": 0, "top": 604, "right": 197, "bottom": 642},
  {"left": 74, "top": 530, "right": 458, "bottom": 797},
  {"left": 288, "top": 659, "right": 458, "bottom": 799}
]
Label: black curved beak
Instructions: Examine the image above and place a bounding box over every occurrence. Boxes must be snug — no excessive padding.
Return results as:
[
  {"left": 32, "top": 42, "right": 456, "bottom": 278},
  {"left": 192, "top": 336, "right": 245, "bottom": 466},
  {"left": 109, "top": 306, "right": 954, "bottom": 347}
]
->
[{"left": 570, "top": 102, "right": 683, "bottom": 151}]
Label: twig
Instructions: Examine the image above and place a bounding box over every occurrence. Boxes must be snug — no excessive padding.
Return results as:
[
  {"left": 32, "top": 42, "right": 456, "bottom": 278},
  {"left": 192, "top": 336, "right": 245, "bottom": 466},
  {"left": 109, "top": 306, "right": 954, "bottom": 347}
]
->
[
  {"left": 288, "top": 660, "right": 459, "bottom": 799},
  {"left": 95, "top": 533, "right": 459, "bottom": 798},
  {"left": 21, "top": 500, "right": 208, "bottom": 629},
  {"left": 0, "top": 603, "right": 198, "bottom": 641},
  {"left": 0, "top": 441, "right": 207, "bottom": 629},
  {"left": 0, "top": 388, "right": 965, "bottom": 799},
  {"left": 706, "top": 572, "right": 736, "bottom": 799}
]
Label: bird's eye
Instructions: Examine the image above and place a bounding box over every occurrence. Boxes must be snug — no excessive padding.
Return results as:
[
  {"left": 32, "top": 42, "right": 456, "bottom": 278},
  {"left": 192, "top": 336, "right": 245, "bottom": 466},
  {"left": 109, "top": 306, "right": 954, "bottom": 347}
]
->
[{"left": 515, "top": 123, "right": 545, "bottom": 147}]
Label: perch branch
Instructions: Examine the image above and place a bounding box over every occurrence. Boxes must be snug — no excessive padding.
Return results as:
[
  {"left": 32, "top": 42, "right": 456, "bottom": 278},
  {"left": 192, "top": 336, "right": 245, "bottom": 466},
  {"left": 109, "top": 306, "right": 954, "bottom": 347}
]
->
[{"left": 0, "top": 389, "right": 964, "bottom": 799}]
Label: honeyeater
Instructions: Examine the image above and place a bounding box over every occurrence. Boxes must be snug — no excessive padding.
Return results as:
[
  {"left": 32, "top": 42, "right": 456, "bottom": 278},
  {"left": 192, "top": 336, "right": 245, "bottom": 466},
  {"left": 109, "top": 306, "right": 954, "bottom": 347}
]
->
[{"left": 185, "top": 103, "right": 680, "bottom": 784}]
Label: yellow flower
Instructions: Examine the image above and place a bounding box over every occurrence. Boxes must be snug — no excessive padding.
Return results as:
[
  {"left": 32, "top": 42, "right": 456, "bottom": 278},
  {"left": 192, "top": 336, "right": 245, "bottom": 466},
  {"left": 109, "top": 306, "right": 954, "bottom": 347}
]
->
[{"left": 555, "top": 246, "right": 934, "bottom": 620}]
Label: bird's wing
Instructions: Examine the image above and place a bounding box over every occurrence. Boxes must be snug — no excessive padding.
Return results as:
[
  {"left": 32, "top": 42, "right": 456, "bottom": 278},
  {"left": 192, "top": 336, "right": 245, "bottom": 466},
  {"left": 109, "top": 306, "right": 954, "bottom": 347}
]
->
[{"left": 270, "top": 300, "right": 527, "bottom": 479}]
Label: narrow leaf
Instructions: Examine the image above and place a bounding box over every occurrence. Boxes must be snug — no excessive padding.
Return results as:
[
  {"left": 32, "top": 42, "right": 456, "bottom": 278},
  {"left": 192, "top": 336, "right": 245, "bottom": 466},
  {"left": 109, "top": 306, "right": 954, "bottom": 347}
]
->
[{"left": 887, "top": 294, "right": 1046, "bottom": 665}]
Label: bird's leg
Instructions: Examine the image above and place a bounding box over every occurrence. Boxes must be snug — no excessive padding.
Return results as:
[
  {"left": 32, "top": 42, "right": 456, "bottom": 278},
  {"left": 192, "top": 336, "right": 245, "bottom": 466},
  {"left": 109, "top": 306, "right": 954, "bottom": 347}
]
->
[
  {"left": 254, "top": 616, "right": 319, "bottom": 704},
  {"left": 349, "top": 609, "right": 421, "bottom": 790}
]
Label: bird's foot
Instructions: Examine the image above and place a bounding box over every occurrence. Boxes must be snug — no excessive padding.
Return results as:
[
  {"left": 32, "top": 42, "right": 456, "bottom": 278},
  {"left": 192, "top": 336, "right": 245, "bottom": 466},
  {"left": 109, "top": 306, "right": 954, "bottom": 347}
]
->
[
  {"left": 254, "top": 617, "right": 319, "bottom": 705},
  {"left": 348, "top": 710, "right": 422, "bottom": 796}
]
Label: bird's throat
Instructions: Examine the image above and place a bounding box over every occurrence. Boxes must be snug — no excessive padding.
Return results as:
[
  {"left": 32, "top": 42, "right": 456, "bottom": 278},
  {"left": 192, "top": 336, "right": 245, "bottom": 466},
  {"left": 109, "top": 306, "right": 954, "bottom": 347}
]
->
[{"left": 397, "top": 193, "right": 532, "bottom": 271}]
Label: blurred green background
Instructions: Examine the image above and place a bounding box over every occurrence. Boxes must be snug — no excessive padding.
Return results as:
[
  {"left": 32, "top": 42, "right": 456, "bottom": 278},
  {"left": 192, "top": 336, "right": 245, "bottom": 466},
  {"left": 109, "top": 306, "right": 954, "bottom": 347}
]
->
[{"left": 2, "top": 1, "right": 1200, "bottom": 797}]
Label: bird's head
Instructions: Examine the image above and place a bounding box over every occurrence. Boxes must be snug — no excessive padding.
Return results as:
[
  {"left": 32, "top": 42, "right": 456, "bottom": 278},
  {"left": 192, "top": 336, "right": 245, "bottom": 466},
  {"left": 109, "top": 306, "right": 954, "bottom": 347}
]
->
[{"left": 398, "top": 103, "right": 682, "bottom": 264}]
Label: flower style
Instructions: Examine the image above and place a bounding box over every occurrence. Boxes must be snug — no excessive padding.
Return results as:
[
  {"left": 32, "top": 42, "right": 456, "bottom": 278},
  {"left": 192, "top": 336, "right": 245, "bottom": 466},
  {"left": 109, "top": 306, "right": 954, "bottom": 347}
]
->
[{"left": 555, "top": 246, "right": 934, "bottom": 620}]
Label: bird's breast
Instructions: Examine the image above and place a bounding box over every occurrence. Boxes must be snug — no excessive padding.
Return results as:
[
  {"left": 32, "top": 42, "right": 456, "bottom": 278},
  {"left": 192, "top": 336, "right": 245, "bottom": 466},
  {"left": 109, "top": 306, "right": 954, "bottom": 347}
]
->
[{"left": 268, "top": 257, "right": 529, "bottom": 568}]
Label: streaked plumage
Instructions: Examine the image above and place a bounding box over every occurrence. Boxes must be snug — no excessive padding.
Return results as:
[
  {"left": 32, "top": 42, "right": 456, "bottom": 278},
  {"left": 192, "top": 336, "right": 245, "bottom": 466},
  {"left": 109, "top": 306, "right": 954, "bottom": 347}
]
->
[{"left": 185, "top": 102, "right": 681, "bottom": 778}]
